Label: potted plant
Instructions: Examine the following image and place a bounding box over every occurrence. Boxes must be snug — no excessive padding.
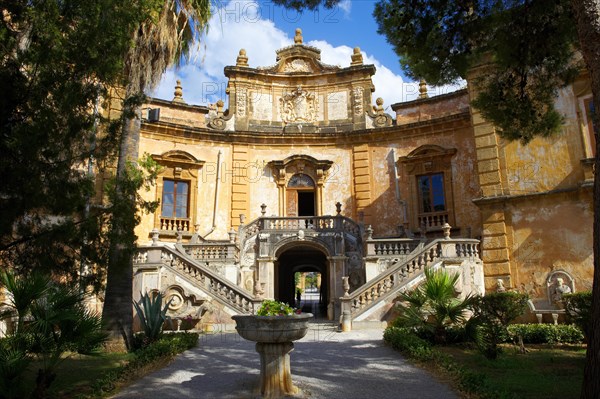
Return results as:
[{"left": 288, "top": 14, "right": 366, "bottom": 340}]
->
[{"left": 232, "top": 300, "right": 313, "bottom": 398}]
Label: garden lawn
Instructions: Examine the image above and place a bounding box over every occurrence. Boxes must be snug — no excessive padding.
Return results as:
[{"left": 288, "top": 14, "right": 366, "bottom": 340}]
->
[
  {"left": 29, "top": 352, "right": 134, "bottom": 398},
  {"left": 440, "top": 344, "right": 586, "bottom": 399}
]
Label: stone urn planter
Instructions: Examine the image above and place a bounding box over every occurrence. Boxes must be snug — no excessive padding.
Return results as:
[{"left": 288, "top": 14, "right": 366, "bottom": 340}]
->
[{"left": 232, "top": 313, "right": 313, "bottom": 398}]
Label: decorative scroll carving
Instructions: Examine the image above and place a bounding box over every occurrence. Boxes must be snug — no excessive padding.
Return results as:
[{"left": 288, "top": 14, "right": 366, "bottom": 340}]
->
[
  {"left": 279, "top": 86, "right": 318, "bottom": 124},
  {"left": 352, "top": 87, "right": 364, "bottom": 116},
  {"left": 283, "top": 59, "right": 310, "bottom": 73},
  {"left": 237, "top": 89, "right": 247, "bottom": 117},
  {"left": 208, "top": 99, "right": 227, "bottom": 130}
]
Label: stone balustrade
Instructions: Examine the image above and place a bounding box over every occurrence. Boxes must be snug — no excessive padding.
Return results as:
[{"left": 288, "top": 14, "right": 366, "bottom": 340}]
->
[
  {"left": 341, "top": 238, "right": 481, "bottom": 322},
  {"left": 160, "top": 217, "right": 191, "bottom": 232},
  {"left": 418, "top": 212, "right": 449, "bottom": 229},
  {"left": 133, "top": 246, "right": 260, "bottom": 314},
  {"left": 182, "top": 243, "right": 238, "bottom": 260},
  {"left": 366, "top": 238, "right": 420, "bottom": 256}
]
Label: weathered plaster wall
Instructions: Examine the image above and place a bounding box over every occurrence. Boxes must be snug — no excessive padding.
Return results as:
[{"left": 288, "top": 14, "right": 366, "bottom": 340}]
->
[
  {"left": 136, "top": 136, "right": 234, "bottom": 242},
  {"left": 500, "top": 87, "right": 586, "bottom": 194},
  {"left": 368, "top": 123, "right": 481, "bottom": 238},
  {"left": 469, "top": 68, "right": 593, "bottom": 295},
  {"left": 245, "top": 146, "right": 354, "bottom": 219},
  {"left": 508, "top": 191, "right": 593, "bottom": 298}
]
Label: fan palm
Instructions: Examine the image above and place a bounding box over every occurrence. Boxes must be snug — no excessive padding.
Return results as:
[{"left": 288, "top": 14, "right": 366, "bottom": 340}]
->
[
  {"left": 395, "top": 267, "right": 473, "bottom": 344},
  {"left": 0, "top": 270, "right": 107, "bottom": 399},
  {"left": 103, "top": 0, "right": 211, "bottom": 350}
]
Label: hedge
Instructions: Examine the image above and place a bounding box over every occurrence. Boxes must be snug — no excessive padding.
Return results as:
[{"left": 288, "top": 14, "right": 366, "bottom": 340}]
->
[
  {"left": 507, "top": 324, "right": 584, "bottom": 344},
  {"left": 89, "top": 332, "right": 199, "bottom": 397}
]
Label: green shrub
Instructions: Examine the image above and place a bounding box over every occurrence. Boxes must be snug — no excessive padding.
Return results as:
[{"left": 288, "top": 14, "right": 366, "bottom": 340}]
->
[
  {"left": 384, "top": 327, "right": 492, "bottom": 397},
  {"left": 469, "top": 292, "right": 528, "bottom": 360},
  {"left": 90, "top": 332, "right": 198, "bottom": 397},
  {"left": 391, "top": 324, "right": 468, "bottom": 344},
  {"left": 507, "top": 324, "right": 584, "bottom": 344},
  {"left": 256, "top": 299, "right": 295, "bottom": 316},
  {"left": 383, "top": 327, "right": 435, "bottom": 360},
  {"left": 562, "top": 291, "right": 592, "bottom": 341}
]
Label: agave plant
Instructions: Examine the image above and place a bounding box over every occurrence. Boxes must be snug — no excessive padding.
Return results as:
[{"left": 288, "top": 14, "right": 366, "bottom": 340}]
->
[
  {"left": 395, "top": 267, "right": 473, "bottom": 344},
  {"left": 133, "top": 292, "right": 173, "bottom": 343}
]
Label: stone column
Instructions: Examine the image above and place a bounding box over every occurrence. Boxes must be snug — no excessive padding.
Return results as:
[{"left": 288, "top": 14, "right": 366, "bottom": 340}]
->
[
  {"left": 328, "top": 256, "right": 347, "bottom": 321},
  {"left": 256, "top": 342, "right": 298, "bottom": 398},
  {"left": 256, "top": 258, "right": 275, "bottom": 299}
]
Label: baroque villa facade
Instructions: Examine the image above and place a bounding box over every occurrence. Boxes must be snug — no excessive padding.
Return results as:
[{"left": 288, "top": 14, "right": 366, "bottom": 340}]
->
[{"left": 119, "top": 29, "right": 593, "bottom": 328}]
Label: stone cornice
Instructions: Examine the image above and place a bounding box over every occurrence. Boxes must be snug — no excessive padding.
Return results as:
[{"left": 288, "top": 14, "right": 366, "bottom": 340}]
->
[
  {"left": 140, "top": 111, "right": 471, "bottom": 146},
  {"left": 145, "top": 97, "right": 210, "bottom": 113},
  {"left": 224, "top": 64, "right": 377, "bottom": 79},
  {"left": 391, "top": 88, "right": 468, "bottom": 111},
  {"left": 472, "top": 184, "right": 592, "bottom": 206}
]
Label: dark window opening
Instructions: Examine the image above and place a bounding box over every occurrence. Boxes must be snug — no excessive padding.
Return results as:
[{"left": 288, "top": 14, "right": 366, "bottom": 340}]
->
[
  {"left": 418, "top": 173, "right": 446, "bottom": 213},
  {"left": 298, "top": 191, "right": 315, "bottom": 216}
]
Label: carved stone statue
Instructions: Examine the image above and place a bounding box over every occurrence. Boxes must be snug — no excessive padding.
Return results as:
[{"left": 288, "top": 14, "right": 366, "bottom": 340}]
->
[
  {"left": 496, "top": 278, "right": 506, "bottom": 293},
  {"left": 552, "top": 277, "right": 572, "bottom": 302},
  {"left": 546, "top": 270, "right": 575, "bottom": 304}
]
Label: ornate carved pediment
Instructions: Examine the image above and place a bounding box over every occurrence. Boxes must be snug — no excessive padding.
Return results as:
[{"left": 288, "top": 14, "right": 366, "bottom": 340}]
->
[
  {"left": 152, "top": 151, "right": 204, "bottom": 173},
  {"left": 397, "top": 145, "right": 457, "bottom": 175},
  {"left": 279, "top": 86, "right": 318, "bottom": 124},
  {"left": 256, "top": 40, "right": 340, "bottom": 75},
  {"left": 152, "top": 151, "right": 205, "bottom": 180},
  {"left": 268, "top": 155, "right": 333, "bottom": 186}
]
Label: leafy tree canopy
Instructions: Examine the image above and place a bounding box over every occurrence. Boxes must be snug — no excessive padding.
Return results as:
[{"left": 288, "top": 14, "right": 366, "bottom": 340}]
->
[
  {"left": 0, "top": 0, "right": 158, "bottom": 285},
  {"left": 270, "top": 0, "right": 339, "bottom": 11},
  {"left": 373, "top": 0, "right": 580, "bottom": 143}
]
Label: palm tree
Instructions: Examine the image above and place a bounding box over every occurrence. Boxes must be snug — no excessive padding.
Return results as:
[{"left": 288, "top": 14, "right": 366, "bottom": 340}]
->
[
  {"left": 0, "top": 270, "right": 107, "bottom": 399},
  {"left": 395, "top": 267, "right": 473, "bottom": 344},
  {"left": 102, "top": 0, "right": 211, "bottom": 350}
]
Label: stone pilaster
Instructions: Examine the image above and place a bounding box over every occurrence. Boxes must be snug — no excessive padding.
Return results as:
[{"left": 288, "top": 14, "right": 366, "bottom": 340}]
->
[
  {"left": 352, "top": 144, "right": 372, "bottom": 223},
  {"left": 230, "top": 144, "right": 249, "bottom": 229}
]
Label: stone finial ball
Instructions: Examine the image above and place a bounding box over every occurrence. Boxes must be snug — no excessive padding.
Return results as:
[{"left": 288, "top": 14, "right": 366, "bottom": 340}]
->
[
  {"left": 376, "top": 97, "right": 384, "bottom": 106},
  {"left": 216, "top": 99, "right": 224, "bottom": 107},
  {"left": 239, "top": 49, "right": 246, "bottom": 55},
  {"left": 354, "top": 47, "right": 361, "bottom": 54},
  {"left": 296, "top": 28, "right": 302, "bottom": 35}
]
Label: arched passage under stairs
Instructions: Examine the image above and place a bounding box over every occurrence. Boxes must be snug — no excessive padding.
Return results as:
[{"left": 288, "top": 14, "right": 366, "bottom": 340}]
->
[{"left": 275, "top": 244, "right": 329, "bottom": 318}]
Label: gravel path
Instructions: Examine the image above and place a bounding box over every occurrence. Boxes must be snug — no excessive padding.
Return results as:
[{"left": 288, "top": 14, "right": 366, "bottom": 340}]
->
[{"left": 114, "top": 323, "right": 458, "bottom": 399}]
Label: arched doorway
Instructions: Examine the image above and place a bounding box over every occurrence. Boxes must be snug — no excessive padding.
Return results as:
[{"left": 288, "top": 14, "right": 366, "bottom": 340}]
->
[
  {"left": 275, "top": 244, "right": 328, "bottom": 317},
  {"left": 286, "top": 174, "right": 316, "bottom": 217}
]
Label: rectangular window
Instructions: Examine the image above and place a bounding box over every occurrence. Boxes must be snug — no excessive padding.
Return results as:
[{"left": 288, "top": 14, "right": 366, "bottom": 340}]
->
[
  {"left": 584, "top": 98, "right": 596, "bottom": 156},
  {"left": 417, "top": 173, "right": 446, "bottom": 213},
  {"left": 161, "top": 180, "right": 189, "bottom": 219}
]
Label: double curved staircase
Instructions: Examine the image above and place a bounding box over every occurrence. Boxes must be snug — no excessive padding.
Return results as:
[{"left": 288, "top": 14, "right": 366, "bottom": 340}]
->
[{"left": 134, "top": 216, "right": 482, "bottom": 329}]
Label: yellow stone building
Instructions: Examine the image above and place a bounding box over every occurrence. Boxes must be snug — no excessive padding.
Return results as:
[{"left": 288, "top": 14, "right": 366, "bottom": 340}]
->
[{"left": 128, "top": 30, "right": 593, "bottom": 327}]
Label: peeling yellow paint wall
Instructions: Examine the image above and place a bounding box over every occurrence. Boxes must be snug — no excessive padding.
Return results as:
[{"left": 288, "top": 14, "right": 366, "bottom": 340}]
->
[
  {"left": 508, "top": 191, "right": 593, "bottom": 297},
  {"left": 136, "top": 133, "right": 234, "bottom": 242},
  {"left": 469, "top": 67, "right": 593, "bottom": 297}
]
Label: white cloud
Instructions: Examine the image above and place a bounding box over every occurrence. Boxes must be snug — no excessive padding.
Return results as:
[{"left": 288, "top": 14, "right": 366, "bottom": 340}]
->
[
  {"left": 338, "top": 0, "right": 352, "bottom": 16},
  {"left": 152, "top": 0, "right": 464, "bottom": 113}
]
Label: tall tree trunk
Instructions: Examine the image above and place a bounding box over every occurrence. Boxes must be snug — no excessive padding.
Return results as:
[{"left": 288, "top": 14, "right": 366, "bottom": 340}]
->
[
  {"left": 102, "top": 109, "right": 141, "bottom": 351},
  {"left": 572, "top": 0, "right": 600, "bottom": 397}
]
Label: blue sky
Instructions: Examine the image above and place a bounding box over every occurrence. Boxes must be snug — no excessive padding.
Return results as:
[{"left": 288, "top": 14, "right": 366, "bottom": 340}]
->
[{"left": 153, "top": 1, "right": 462, "bottom": 109}]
